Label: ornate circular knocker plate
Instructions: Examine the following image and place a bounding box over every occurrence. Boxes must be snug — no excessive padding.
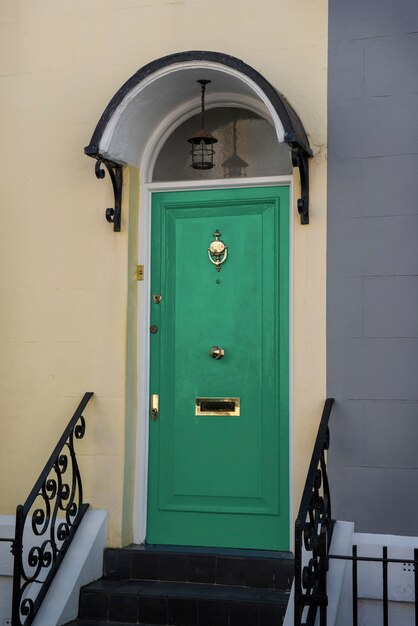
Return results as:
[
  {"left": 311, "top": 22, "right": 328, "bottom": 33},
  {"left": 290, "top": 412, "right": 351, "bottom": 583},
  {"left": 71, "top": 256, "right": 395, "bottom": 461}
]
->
[{"left": 208, "top": 230, "right": 228, "bottom": 271}]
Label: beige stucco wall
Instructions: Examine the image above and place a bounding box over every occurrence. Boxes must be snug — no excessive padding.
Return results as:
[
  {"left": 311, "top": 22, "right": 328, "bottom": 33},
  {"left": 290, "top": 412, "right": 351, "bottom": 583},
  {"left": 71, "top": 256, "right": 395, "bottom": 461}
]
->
[{"left": 0, "top": 0, "right": 327, "bottom": 547}]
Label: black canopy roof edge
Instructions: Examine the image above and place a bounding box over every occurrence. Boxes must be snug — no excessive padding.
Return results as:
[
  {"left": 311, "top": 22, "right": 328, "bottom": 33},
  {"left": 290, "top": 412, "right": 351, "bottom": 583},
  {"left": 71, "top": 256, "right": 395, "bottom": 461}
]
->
[
  {"left": 85, "top": 51, "right": 312, "bottom": 227},
  {"left": 84, "top": 50, "right": 312, "bottom": 158}
]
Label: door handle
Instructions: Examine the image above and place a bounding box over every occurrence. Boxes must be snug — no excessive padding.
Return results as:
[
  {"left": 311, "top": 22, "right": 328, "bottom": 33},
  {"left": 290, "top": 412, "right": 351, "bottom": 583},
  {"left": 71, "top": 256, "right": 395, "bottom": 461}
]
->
[
  {"left": 209, "top": 346, "right": 225, "bottom": 360},
  {"left": 151, "top": 394, "right": 159, "bottom": 420}
]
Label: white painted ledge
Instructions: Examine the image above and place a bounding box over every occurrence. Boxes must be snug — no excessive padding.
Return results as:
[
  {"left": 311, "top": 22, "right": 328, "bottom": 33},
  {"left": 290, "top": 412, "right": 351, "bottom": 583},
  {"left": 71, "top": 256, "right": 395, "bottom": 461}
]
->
[
  {"left": 353, "top": 532, "right": 418, "bottom": 602},
  {"left": 326, "top": 521, "right": 355, "bottom": 626},
  {"left": 32, "top": 509, "right": 108, "bottom": 626},
  {"left": 352, "top": 532, "right": 418, "bottom": 626},
  {"left": 0, "top": 515, "right": 16, "bottom": 576},
  {"left": 0, "top": 510, "right": 107, "bottom": 626}
]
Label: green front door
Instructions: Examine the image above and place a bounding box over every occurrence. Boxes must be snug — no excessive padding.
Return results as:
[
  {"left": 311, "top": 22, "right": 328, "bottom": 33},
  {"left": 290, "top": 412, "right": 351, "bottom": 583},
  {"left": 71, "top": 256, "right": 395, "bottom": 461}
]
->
[{"left": 147, "top": 186, "right": 289, "bottom": 550}]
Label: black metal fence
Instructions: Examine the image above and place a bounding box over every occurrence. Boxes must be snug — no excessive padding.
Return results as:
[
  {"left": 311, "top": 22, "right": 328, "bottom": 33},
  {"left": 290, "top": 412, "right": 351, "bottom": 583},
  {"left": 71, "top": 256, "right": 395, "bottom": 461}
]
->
[
  {"left": 2, "top": 392, "right": 93, "bottom": 626},
  {"left": 329, "top": 547, "right": 418, "bottom": 626},
  {"left": 294, "top": 398, "right": 418, "bottom": 626}
]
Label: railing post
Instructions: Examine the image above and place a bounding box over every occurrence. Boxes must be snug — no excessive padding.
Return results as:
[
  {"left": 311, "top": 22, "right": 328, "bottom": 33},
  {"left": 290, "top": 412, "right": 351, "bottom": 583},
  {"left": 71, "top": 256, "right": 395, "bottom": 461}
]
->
[
  {"left": 352, "top": 545, "right": 358, "bottom": 626},
  {"left": 414, "top": 548, "right": 418, "bottom": 626},
  {"left": 11, "top": 505, "right": 24, "bottom": 626},
  {"left": 319, "top": 527, "right": 328, "bottom": 626},
  {"left": 294, "top": 518, "right": 303, "bottom": 626},
  {"left": 382, "top": 546, "right": 388, "bottom": 626}
]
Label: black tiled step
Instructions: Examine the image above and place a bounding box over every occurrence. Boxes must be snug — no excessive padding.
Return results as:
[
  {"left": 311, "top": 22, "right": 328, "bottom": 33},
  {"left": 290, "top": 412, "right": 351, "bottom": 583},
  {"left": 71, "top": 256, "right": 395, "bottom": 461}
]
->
[
  {"left": 104, "top": 545, "right": 294, "bottom": 591},
  {"left": 83, "top": 578, "right": 290, "bottom": 601},
  {"left": 67, "top": 606, "right": 287, "bottom": 626},
  {"left": 77, "top": 579, "right": 289, "bottom": 625},
  {"left": 65, "top": 622, "right": 134, "bottom": 626},
  {"left": 79, "top": 579, "right": 289, "bottom": 626},
  {"left": 67, "top": 547, "right": 294, "bottom": 626}
]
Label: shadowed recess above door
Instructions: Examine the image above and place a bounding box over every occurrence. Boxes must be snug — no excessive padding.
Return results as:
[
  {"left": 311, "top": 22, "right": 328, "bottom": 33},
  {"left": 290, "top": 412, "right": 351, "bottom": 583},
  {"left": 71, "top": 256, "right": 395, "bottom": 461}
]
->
[{"left": 153, "top": 107, "right": 292, "bottom": 182}]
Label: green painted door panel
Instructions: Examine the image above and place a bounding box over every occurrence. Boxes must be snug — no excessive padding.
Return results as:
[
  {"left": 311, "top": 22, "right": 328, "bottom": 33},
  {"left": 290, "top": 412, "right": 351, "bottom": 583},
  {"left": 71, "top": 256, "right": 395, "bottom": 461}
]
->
[{"left": 147, "top": 186, "right": 289, "bottom": 550}]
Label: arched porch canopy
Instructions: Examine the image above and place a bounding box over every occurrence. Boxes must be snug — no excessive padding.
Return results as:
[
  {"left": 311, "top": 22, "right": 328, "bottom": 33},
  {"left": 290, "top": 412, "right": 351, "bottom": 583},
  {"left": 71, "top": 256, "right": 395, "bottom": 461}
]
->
[{"left": 85, "top": 51, "right": 311, "bottom": 228}]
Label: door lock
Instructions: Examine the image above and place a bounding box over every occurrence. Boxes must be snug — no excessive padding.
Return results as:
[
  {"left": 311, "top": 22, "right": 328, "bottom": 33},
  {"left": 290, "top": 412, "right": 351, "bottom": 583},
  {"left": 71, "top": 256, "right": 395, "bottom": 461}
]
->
[
  {"left": 209, "top": 346, "right": 225, "bottom": 360},
  {"left": 151, "top": 394, "right": 159, "bottom": 420}
]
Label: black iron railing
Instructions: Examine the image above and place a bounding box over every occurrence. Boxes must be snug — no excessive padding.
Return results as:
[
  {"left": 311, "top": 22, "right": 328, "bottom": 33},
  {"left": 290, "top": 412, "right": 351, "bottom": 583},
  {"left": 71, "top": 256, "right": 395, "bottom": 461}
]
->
[
  {"left": 7, "top": 392, "right": 94, "bottom": 626},
  {"left": 294, "top": 398, "right": 335, "bottom": 626},
  {"left": 329, "top": 547, "right": 418, "bottom": 626}
]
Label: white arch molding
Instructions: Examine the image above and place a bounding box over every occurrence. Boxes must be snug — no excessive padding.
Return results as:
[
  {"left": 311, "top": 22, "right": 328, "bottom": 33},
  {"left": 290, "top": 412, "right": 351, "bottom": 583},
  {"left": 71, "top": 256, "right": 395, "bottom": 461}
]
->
[
  {"left": 84, "top": 51, "right": 309, "bottom": 543},
  {"left": 97, "top": 61, "right": 286, "bottom": 167}
]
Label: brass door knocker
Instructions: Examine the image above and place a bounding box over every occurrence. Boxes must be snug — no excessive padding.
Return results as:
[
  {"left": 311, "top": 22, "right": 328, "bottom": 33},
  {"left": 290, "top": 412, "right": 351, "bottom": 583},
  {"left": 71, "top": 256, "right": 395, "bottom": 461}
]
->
[{"left": 208, "top": 230, "right": 228, "bottom": 271}]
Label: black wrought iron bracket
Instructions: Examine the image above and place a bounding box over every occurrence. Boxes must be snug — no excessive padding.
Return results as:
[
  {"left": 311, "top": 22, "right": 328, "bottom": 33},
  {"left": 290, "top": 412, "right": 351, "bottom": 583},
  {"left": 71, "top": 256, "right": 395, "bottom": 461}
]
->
[
  {"left": 94, "top": 158, "right": 123, "bottom": 232},
  {"left": 88, "top": 148, "right": 310, "bottom": 229},
  {"left": 291, "top": 146, "right": 310, "bottom": 225}
]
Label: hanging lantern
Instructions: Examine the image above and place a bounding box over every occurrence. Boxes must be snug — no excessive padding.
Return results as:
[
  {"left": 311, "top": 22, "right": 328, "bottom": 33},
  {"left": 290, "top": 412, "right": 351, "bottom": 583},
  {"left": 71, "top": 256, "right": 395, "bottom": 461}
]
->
[
  {"left": 188, "top": 80, "right": 218, "bottom": 170},
  {"left": 222, "top": 115, "right": 248, "bottom": 178}
]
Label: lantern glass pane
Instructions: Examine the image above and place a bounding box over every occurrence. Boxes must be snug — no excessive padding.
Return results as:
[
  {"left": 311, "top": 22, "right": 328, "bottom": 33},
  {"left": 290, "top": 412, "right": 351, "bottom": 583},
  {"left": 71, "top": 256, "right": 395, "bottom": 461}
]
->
[{"left": 152, "top": 107, "right": 291, "bottom": 182}]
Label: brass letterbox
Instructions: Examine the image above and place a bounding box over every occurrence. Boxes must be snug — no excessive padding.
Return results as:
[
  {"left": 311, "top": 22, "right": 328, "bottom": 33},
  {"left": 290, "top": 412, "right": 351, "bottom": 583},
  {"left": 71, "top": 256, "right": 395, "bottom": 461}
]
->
[{"left": 195, "top": 397, "right": 240, "bottom": 416}]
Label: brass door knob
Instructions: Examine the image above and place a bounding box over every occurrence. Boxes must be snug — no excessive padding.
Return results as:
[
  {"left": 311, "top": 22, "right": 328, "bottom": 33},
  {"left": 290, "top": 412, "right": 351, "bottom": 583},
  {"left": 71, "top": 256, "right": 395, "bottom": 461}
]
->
[{"left": 209, "top": 346, "right": 225, "bottom": 360}]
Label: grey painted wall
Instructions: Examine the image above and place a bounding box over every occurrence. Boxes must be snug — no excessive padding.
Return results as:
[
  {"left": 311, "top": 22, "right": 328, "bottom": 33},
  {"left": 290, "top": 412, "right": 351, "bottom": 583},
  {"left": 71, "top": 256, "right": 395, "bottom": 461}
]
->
[{"left": 327, "top": 0, "right": 418, "bottom": 534}]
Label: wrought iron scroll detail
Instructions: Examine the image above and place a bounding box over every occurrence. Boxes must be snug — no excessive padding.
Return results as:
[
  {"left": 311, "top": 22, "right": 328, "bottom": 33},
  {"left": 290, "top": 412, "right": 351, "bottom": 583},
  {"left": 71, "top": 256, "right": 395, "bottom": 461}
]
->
[
  {"left": 95, "top": 159, "right": 123, "bottom": 232},
  {"left": 11, "top": 392, "right": 94, "bottom": 626},
  {"left": 291, "top": 147, "right": 310, "bottom": 225},
  {"left": 294, "top": 398, "right": 334, "bottom": 626}
]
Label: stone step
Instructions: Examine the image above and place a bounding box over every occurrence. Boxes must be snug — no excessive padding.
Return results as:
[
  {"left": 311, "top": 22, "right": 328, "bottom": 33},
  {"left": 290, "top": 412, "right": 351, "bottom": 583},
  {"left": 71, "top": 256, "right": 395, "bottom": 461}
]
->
[
  {"left": 74, "top": 578, "right": 290, "bottom": 626},
  {"left": 103, "top": 545, "right": 294, "bottom": 591},
  {"left": 65, "top": 622, "right": 132, "bottom": 626}
]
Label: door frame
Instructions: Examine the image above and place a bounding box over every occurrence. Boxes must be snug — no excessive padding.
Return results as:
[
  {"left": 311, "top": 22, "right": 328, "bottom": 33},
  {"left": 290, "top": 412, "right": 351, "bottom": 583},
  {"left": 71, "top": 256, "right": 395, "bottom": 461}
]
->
[{"left": 133, "top": 174, "right": 294, "bottom": 546}]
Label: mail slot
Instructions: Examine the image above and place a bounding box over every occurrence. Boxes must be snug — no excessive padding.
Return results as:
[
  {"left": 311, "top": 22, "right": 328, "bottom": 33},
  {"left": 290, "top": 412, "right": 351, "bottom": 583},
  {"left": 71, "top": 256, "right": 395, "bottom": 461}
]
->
[{"left": 195, "top": 397, "right": 240, "bottom": 416}]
